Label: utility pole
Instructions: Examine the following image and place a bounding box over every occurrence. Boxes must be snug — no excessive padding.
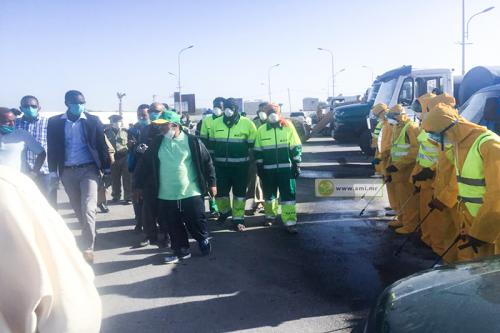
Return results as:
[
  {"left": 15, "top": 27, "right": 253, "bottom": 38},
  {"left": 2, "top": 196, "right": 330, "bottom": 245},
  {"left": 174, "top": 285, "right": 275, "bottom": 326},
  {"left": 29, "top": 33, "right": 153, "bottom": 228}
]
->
[
  {"left": 116, "top": 92, "right": 126, "bottom": 120},
  {"left": 318, "top": 48, "right": 335, "bottom": 98},
  {"left": 177, "top": 45, "right": 194, "bottom": 114},
  {"left": 287, "top": 88, "right": 292, "bottom": 113},
  {"left": 152, "top": 94, "right": 157, "bottom": 102},
  {"left": 461, "top": 2, "right": 495, "bottom": 74},
  {"left": 268, "top": 64, "right": 280, "bottom": 101}
]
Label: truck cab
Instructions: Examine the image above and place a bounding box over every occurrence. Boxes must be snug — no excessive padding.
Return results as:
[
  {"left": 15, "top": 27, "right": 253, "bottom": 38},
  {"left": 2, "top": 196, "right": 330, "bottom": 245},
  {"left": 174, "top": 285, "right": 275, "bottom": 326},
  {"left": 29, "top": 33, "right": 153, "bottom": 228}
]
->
[{"left": 360, "top": 66, "right": 454, "bottom": 155}]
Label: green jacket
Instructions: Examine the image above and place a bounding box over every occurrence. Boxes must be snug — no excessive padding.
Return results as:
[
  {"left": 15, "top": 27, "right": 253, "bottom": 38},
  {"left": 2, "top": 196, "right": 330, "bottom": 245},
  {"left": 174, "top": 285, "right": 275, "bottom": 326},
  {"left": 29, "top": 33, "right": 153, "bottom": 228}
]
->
[
  {"left": 254, "top": 120, "right": 302, "bottom": 171},
  {"left": 209, "top": 114, "right": 257, "bottom": 166}
]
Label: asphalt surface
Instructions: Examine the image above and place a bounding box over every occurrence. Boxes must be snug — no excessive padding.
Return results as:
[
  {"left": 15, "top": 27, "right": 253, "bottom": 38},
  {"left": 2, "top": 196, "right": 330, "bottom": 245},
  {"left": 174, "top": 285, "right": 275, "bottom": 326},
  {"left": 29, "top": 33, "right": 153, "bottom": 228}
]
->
[{"left": 61, "top": 137, "right": 438, "bottom": 333}]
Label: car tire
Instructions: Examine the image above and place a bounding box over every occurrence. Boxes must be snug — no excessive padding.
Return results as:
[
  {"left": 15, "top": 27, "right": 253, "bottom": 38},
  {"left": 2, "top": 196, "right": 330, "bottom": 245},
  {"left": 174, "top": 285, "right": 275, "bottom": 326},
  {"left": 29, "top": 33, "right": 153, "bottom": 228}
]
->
[{"left": 359, "top": 129, "right": 375, "bottom": 156}]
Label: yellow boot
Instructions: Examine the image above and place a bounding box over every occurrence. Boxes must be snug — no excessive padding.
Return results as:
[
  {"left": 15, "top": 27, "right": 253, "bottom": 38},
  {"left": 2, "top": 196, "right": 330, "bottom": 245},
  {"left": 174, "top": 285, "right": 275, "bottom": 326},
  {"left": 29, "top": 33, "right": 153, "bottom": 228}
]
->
[
  {"left": 388, "top": 219, "right": 403, "bottom": 228},
  {"left": 394, "top": 225, "right": 416, "bottom": 235}
]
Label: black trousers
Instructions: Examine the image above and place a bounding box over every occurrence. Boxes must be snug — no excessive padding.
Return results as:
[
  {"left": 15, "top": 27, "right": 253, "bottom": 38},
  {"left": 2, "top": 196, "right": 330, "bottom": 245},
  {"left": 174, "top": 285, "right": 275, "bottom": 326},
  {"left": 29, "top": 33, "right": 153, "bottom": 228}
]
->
[
  {"left": 158, "top": 196, "right": 209, "bottom": 252},
  {"left": 142, "top": 190, "right": 161, "bottom": 240}
]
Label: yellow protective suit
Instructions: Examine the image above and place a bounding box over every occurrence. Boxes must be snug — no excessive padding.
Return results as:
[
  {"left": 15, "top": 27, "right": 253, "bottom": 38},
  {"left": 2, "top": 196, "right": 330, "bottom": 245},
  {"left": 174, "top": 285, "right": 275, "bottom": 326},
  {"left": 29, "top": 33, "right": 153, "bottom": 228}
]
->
[
  {"left": 371, "top": 103, "right": 388, "bottom": 174},
  {"left": 386, "top": 105, "right": 420, "bottom": 233},
  {"left": 432, "top": 144, "right": 462, "bottom": 263},
  {"left": 411, "top": 93, "right": 437, "bottom": 246},
  {"left": 378, "top": 121, "right": 397, "bottom": 210},
  {"left": 423, "top": 104, "right": 500, "bottom": 260}
]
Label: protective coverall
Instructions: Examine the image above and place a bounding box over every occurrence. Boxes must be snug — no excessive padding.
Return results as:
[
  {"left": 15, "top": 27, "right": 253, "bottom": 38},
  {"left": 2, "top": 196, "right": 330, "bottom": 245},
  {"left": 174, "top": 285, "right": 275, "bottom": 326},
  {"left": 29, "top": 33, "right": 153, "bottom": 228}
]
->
[
  {"left": 370, "top": 103, "right": 388, "bottom": 175},
  {"left": 432, "top": 144, "right": 461, "bottom": 263},
  {"left": 423, "top": 104, "right": 500, "bottom": 260},
  {"left": 254, "top": 104, "right": 302, "bottom": 228},
  {"left": 386, "top": 105, "right": 420, "bottom": 234},
  {"left": 410, "top": 93, "right": 438, "bottom": 247},
  {"left": 199, "top": 113, "right": 220, "bottom": 214},
  {"left": 210, "top": 112, "right": 257, "bottom": 226}
]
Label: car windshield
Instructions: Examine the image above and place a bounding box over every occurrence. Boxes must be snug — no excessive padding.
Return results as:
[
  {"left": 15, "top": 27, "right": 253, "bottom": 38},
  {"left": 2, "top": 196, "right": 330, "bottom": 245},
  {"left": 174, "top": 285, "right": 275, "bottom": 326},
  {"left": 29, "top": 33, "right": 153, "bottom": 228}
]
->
[
  {"left": 367, "top": 82, "right": 381, "bottom": 102},
  {"left": 374, "top": 79, "right": 397, "bottom": 105},
  {"left": 460, "top": 92, "right": 490, "bottom": 124}
]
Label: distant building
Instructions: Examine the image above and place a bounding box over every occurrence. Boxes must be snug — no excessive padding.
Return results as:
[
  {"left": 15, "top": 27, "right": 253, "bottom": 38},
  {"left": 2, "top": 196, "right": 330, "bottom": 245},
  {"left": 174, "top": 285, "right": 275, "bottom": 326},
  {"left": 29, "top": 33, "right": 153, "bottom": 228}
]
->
[
  {"left": 243, "top": 100, "right": 266, "bottom": 115},
  {"left": 174, "top": 92, "right": 196, "bottom": 114},
  {"left": 303, "top": 97, "right": 319, "bottom": 111}
]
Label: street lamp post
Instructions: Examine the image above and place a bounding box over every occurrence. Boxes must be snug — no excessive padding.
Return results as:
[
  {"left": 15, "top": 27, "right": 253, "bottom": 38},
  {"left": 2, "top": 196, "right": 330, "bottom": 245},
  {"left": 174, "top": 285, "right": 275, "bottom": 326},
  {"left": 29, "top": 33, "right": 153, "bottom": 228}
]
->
[
  {"left": 116, "top": 92, "right": 126, "bottom": 120},
  {"left": 461, "top": 2, "right": 495, "bottom": 74},
  {"left": 177, "top": 45, "right": 194, "bottom": 114},
  {"left": 268, "top": 63, "right": 280, "bottom": 101},
  {"left": 362, "top": 65, "right": 374, "bottom": 82},
  {"left": 318, "top": 48, "right": 335, "bottom": 98}
]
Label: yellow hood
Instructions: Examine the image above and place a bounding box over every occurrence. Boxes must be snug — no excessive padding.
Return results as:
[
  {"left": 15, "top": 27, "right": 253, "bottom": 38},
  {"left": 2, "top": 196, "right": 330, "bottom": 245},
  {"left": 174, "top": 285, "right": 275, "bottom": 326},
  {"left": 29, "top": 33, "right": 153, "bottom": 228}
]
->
[
  {"left": 417, "top": 93, "right": 436, "bottom": 113},
  {"left": 428, "top": 93, "right": 456, "bottom": 112},
  {"left": 387, "top": 104, "right": 408, "bottom": 122},
  {"left": 371, "top": 103, "right": 388, "bottom": 117},
  {"left": 422, "top": 103, "right": 486, "bottom": 143}
]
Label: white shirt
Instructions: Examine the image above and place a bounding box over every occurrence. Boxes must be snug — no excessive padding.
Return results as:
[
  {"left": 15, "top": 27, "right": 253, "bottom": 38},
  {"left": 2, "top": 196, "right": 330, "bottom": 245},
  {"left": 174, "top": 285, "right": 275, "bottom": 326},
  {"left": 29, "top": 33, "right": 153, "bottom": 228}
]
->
[{"left": 0, "top": 166, "right": 101, "bottom": 333}]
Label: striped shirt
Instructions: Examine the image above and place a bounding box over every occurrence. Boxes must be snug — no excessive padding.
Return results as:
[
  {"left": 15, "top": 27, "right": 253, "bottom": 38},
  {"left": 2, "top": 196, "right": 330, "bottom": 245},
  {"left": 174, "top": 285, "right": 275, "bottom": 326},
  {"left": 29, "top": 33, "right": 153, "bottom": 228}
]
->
[{"left": 16, "top": 116, "right": 49, "bottom": 174}]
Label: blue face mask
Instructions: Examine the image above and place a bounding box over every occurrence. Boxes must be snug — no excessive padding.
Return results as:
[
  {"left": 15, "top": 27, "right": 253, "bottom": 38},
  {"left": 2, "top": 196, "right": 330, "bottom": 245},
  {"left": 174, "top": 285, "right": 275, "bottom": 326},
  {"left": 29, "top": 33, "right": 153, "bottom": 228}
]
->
[
  {"left": 138, "top": 119, "right": 150, "bottom": 126},
  {"left": 68, "top": 103, "right": 85, "bottom": 117},
  {"left": 21, "top": 106, "right": 39, "bottom": 119},
  {"left": 149, "top": 112, "right": 161, "bottom": 121},
  {"left": 427, "top": 132, "right": 441, "bottom": 144},
  {"left": 0, "top": 125, "right": 15, "bottom": 135}
]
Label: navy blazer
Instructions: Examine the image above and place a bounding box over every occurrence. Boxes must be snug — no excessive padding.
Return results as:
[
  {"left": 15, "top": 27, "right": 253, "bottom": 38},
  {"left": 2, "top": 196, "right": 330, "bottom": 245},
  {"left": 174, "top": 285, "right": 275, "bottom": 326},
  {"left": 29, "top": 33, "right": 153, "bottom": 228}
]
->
[{"left": 47, "top": 112, "right": 111, "bottom": 175}]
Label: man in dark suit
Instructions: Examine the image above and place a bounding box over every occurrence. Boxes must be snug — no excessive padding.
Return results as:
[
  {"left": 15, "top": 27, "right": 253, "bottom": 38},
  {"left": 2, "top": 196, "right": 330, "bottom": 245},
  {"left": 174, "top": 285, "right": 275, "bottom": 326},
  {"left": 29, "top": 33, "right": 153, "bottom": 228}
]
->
[{"left": 47, "top": 90, "right": 111, "bottom": 264}]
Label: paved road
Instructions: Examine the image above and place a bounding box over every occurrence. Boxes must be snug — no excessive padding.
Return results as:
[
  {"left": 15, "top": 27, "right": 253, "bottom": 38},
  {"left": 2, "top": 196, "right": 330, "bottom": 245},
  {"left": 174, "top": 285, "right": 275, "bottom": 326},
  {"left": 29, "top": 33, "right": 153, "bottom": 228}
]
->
[{"left": 62, "top": 137, "right": 437, "bottom": 333}]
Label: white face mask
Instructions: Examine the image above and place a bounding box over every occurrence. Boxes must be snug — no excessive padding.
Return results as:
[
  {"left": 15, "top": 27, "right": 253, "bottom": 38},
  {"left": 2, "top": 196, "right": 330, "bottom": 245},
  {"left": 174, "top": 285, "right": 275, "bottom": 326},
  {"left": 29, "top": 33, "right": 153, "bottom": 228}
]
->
[
  {"left": 213, "top": 107, "right": 223, "bottom": 117},
  {"left": 164, "top": 130, "right": 175, "bottom": 140},
  {"left": 258, "top": 112, "right": 268, "bottom": 122},
  {"left": 224, "top": 108, "right": 234, "bottom": 117},
  {"left": 387, "top": 118, "right": 398, "bottom": 126},
  {"left": 268, "top": 113, "right": 280, "bottom": 124}
]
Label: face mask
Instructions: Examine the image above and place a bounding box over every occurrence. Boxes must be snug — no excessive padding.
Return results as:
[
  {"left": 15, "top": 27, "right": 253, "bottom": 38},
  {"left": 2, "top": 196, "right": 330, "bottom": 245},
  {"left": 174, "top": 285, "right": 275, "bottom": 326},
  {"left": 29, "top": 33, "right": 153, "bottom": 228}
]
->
[
  {"left": 427, "top": 132, "right": 441, "bottom": 144},
  {"left": 68, "top": 103, "right": 85, "bottom": 117},
  {"left": 387, "top": 118, "right": 398, "bottom": 126},
  {"left": 21, "top": 106, "right": 39, "bottom": 119},
  {"left": 0, "top": 125, "right": 14, "bottom": 135},
  {"left": 138, "top": 119, "right": 150, "bottom": 126},
  {"left": 224, "top": 108, "right": 234, "bottom": 118},
  {"left": 258, "top": 112, "right": 268, "bottom": 122},
  {"left": 268, "top": 113, "right": 280, "bottom": 124},
  {"left": 213, "top": 107, "right": 223, "bottom": 117},
  {"left": 149, "top": 112, "right": 161, "bottom": 121},
  {"left": 164, "top": 129, "right": 175, "bottom": 140}
]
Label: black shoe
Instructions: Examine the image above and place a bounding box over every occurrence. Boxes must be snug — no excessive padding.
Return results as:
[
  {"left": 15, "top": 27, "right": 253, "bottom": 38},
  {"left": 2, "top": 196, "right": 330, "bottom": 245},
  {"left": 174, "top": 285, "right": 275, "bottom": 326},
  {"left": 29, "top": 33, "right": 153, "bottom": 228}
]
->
[
  {"left": 175, "top": 247, "right": 192, "bottom": 260},
  {"left": 209, "top": 211, "right": 220, "bottom": 219},
  {"left": 98, "top": 203, "right": 110, "bottom": 213},
  {"left": 122, "top": 200, "right": 132, "bottom": 205},
  {"left": 198, "top": 239, "right": 212, "bottom": 255},
  {"left": 217, "top": 210, "right": 232, "bottom": 223},
  {"left": 111, "top": 198, "right": 120, "bottom": 203},
  {"left": 133, "top": 224, "right": 142, "bottom": 234},
  {"left": 139, "top": 237, "right": 157, "bottom": 247}
]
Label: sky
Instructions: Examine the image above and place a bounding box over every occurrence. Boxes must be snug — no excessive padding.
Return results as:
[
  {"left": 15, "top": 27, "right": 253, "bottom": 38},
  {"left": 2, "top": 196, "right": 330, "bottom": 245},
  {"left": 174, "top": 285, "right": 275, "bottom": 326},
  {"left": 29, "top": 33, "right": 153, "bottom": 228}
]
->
[{"left": 1, "top": 0, "right": 499, "bottom": 114}]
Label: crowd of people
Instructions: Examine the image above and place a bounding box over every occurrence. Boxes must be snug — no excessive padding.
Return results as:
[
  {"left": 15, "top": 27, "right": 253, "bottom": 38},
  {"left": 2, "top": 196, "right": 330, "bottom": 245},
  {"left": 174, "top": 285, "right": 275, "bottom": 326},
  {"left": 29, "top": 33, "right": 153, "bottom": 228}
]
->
[
  {"left": 0, "top": 92, "right": 303, "bottom": 264},
  {"left": 370, "top": 92, "right": 500, "bottom": 263}
]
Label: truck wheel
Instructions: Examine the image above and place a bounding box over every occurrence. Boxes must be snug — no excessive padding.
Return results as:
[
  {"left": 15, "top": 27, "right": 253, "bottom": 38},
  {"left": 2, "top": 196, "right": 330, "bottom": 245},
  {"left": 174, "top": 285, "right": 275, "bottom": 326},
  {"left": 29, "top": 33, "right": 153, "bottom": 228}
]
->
[{"left": 359, "top": 129, "right": 375, "bottom": 156}]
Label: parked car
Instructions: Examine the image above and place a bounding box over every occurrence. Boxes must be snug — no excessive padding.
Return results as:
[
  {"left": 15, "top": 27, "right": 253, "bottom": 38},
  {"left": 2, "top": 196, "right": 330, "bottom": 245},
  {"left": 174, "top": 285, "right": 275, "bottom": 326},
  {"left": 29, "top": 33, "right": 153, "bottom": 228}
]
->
[
  {"left": 459, "top": 84, "right": 500, "bottom": 135},
  {"left": 289, "top": 111, "right": 312, "bottom": 143},
  {"left": 364, "top": 256, "right": 500, "bottom": 332}
]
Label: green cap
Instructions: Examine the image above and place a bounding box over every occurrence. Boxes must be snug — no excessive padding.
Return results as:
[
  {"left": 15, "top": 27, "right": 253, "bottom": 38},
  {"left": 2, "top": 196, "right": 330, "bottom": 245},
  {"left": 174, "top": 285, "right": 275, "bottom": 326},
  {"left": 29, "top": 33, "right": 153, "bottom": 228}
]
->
[{"left": 152, "top": 110, "right": 181, "bottom": 125}]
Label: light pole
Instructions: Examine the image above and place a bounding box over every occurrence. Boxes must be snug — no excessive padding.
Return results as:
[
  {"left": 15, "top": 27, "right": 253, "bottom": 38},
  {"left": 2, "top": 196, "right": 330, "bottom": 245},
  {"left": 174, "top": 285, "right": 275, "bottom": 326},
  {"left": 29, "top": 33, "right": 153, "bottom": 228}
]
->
[
  {"left": 318, "top": 47, "right": 335, "bottom": 98},
  {"left": 116, "top": 92, "right": 126, "bottom": 120},
  {"left": 361, "top": 65, "right": 374, "bottom": 82},
  {"left": 461, "top": 2, "right": 495, "bottom": 74},
  {"left": 177, "top": 45, "right": 194, "bottom": 114},
  {"left": 267, "top": 63, "right": 280, "bottom": 101},
  {"left": 333, "top": 68, "right": 346, "bottom": 98}
]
